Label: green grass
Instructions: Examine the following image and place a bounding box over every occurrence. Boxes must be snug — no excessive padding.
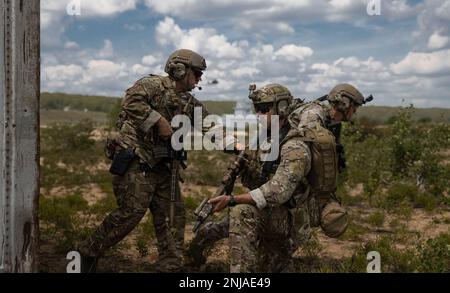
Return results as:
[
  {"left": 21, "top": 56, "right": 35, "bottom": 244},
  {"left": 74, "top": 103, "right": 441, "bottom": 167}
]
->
[
  {"left": 41, "top": 110, "right": 108, "bottom": 126},
  {"left": 201, "top": 101, "right": 236, "bottom": 115},
  {"left": 38, "top": 105, "right": 450, "bottom": 272},
  {"left": 367, "top": 211, "right": 385, "bottom": 227},
  {"left": 339, "top": 221, "right": 369, "bottom": 241},
  {"left": 358, "top": 106, "right": 450, "bottom": 124},
  {"left": 41, "top": 92, "right": 120, "bottom": 113},
  {"left": 41, "top": 92, "right": 450, "bottom": 125}
]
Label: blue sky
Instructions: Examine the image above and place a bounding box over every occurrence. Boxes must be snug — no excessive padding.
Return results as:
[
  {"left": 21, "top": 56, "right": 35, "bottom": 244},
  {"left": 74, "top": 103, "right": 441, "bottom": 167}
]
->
[{"left": 41, "top": 0, "right": 450, "bottom": 108}]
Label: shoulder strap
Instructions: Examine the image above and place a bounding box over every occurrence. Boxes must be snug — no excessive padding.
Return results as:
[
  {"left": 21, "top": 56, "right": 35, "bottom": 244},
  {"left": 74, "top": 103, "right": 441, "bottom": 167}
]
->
[{"left": 281, "top": 128, "right": 315, "bottom": 147}]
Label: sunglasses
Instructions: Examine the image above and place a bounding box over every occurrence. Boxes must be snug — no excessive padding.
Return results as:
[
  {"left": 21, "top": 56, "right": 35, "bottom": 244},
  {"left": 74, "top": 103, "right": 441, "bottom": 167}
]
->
[
  {"left": 254, "top": 103, "right": 272, "bottom": 114},
  {"left": 191, "top": 68, "right": 203, "bottom": 79}
]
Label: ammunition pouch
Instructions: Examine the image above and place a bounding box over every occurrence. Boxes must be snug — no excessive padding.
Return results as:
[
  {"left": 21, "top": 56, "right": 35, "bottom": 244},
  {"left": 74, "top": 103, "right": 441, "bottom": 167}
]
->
[
  {"left": 109, "top": 148, "right": 136, "bottom": 176},
  {"left": 153, "top": 144, "right": 171, "bottom": 159},
  {"left": 153, "top": 144, "right": 187, "bottom": 160}
]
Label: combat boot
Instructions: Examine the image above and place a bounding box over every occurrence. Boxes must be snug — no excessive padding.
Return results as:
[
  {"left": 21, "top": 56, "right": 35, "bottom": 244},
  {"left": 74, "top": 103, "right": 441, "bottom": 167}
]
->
[
  {"left": 154, "top": 256, "right": 184, "bottom": 273},
  {"left": 186, "top": 238, "right": 207, "bottom": 268},
  {"left": 77, "top": 240, "right": 100, "bottom": 273}
]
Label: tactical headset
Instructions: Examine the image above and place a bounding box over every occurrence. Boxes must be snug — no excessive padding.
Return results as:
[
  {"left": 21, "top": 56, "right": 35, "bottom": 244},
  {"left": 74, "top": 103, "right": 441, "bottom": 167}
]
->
[
  {"left": 333, "top": 93, "right": 353, "bottom": 113},
  {"left": 249, "top": 84, "right": 293, "bottom": 117},
  {"left": 166, "top": 62, "right": 188, "bottom": 80}
]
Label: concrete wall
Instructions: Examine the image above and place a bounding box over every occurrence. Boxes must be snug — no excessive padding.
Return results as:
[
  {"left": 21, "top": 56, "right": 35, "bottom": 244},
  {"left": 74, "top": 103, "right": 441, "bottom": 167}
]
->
[{"left": 0, "top": 0, "right": 40, "bottom": 273}]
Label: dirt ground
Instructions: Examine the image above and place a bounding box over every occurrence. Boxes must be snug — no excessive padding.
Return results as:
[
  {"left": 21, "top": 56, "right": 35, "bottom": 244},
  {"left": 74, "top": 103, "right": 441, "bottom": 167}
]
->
[{"left": 39, "top": 182, "right": 450, "bottom": 273}]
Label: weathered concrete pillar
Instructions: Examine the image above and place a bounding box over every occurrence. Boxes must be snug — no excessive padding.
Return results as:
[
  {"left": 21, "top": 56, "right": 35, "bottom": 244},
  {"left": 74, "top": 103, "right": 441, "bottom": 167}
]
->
[{"left": 0, "top": 0, "right": 40, "bottom": 273}]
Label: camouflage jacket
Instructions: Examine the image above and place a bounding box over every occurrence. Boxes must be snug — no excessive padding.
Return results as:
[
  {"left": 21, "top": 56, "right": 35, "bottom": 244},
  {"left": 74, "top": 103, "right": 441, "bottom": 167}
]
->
[
  {"left": 243, "top": 101, "right": 336, "bottom": 210},
  {"left": 115, "top": 74, "right": 210, "bottom": 168},
  {"left": 288, "top": 101, "right": 332, "bottom": 131},
  {"left": 240, "top": 124, "right": 312, "bottom": 210}
]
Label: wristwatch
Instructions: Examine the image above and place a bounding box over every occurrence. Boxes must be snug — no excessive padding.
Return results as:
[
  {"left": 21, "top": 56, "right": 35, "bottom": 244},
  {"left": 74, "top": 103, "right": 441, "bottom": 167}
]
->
[{"left": 228, "top": 195, "right": 237, "bottom": 207}]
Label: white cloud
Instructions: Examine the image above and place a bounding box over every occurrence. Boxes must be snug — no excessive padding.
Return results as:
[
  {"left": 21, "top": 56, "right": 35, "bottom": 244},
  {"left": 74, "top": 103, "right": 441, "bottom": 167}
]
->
[
  {"left": 435, "top": 0, "right": 450, "bottom": 20},
  {"left": 156, "top": 17, "right": 244, "bottom": 59},
  {"left": 145, "top": 0, "right": 371, "bottom": 28},
  {"left": 42, "top": 59, "right": 130, "bottom": 96},
  {"left": 41, "top": 0, "right": 139, "bottom": 48},
  {"left": 83, "top": 60, "right": 127, "bottom": 82},
  {"left": 428, "top": 32, "right": 450, "bottom": 50},
  {"left": 275, "top": 22, "right": 295, "bottom": 34},
  {"left": 230, "top": 67, "right": 261, "bottom": 78},
  {"left": 414, "top": 0, "right": 450, "bottom": 50},
  {"left": 97, "top": 40, "right": 114, "bottom": 59},
  {"left": 40, "top": 4, "right": 450, "bottom": 107},
  {"left": 304, "top": 55, "right": 394, "bottom": 102},
  {"left": 390, "top": 49, "right": 450, "bottom": 75},
  {"left": 274, "top": 44, "right": 314, "bottom": 61},
  {"left": 43, "top": 64, "right": 84, "bottom": 82},
  {"left": 64, "top": 41, "right": 80, "bottom": 50},
  {"left": 131, "top": 64, "right": 152, "bottom": 75},
  {"left": 79, "top": 0, "right": 138, "bottom": 17},
  {"left": 142, "top": 54, "right": 160, "bottom": 66},
  {"left": 383, "top": 0, "right": 419, "bottom": 20}
]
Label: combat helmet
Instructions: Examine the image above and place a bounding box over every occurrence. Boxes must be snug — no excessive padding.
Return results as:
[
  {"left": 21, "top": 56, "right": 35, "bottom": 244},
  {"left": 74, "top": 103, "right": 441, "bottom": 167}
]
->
[
  {"left": 327, "top": 83, "right": 370, "bottom": 112},
  {"left": 164, "top": 49, "right": 207, "bottom": 80},
  {"left": 248, "top": 83, "right": 294, "bottom": 116}
]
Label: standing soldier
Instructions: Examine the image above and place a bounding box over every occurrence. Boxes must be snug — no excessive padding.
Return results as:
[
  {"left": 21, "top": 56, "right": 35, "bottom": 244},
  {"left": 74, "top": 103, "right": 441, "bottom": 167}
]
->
[
  {"left": 78, "top": 49, "right": 219, "bottom": 273},
  {"left": 195, "top": 83, "right": 371, "bottom": 272}
]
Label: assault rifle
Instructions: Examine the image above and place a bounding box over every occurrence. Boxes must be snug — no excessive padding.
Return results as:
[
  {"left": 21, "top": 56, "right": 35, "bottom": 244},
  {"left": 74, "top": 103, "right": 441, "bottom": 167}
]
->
[{"left": 192, "top": 151, "right": 248, "bottom": 234}]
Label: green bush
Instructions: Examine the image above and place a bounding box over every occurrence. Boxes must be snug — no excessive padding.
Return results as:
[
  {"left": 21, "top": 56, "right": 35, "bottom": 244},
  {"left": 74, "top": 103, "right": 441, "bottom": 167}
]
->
[
  {"left": 40, "top": 119, "right": 108, "bottom": 189},
  {"left": 417, "top": 233, "right": 450, "bottom": 272},
  {"left": 41, "top": 92, "right": 120, "bottom": 113},
  {"left": 367, "top": 211, "right": 385, "bottom": 227},
  {"left": 342, "top": 236, "right": 418, "bottom": 273},
  {"left": 340, "top": 106, "right": 449, "bottom": 210},
  {"left": 135, "top": 215, "right": 155, "bottom": 257},
  {"left": 39, "top": 194, "right": 92, "bottom": 252},
  {"left": 341, "top": 121, "right": 389, "bottom": 202},
  {"left": 383, "top": 182, "right": 418, "bottom": 208},
  {"left": 108, "top": 98, "right": 123, "bottom": 129}
]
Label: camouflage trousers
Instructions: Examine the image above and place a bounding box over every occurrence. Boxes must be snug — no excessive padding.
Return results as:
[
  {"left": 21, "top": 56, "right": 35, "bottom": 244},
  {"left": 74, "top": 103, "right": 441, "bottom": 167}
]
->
[
  {"left": 229, "top": 204, "right": 298, "bottom": 273},
  {"left": 78, "top": 160, "right": 185, "bottom": 272},
  {"left": 189, "top": 216, "right": 230, "bottom": 265},
  {"left": 191, "top": 203, "right": 312, "bottom": 272}
]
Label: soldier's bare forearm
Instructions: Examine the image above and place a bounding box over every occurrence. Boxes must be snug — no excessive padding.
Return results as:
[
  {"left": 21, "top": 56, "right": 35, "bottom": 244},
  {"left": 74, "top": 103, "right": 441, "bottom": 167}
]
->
[{"left": 234, "top": 193, "right": 256, "bottom": 206}]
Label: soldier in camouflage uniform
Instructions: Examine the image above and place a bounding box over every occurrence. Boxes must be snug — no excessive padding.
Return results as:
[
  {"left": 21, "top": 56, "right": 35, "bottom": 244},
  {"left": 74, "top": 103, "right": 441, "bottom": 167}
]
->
[
  {"left": 78, "top": 49, "right": 222, "bottom": 273},
  {"left": 287, "top": 83, "right": 370, "bottom": 236},
  {"left": 200, "top": 83, "right": 369, "bottom": 272},
  {"left": 189, "top": 84, "right": 311, "bottom": 272}
]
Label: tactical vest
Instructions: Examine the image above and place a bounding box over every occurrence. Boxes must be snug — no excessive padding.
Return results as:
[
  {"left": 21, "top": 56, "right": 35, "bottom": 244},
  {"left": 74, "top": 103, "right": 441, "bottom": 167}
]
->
[
  {"left": 283, "top": 125, "right": 338, "bottom": 194},
  {"left": 240, "top": 124, "right": 291, "bottom": 190},
  {"left": 240, "top": 141, "right": 280, "bottom": 190},
  {"left": 145, "top": 75, "right": 195, "bottom": 122},
  {"left": 285, "top": 102, "right": 343, "bottom": 236}
]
